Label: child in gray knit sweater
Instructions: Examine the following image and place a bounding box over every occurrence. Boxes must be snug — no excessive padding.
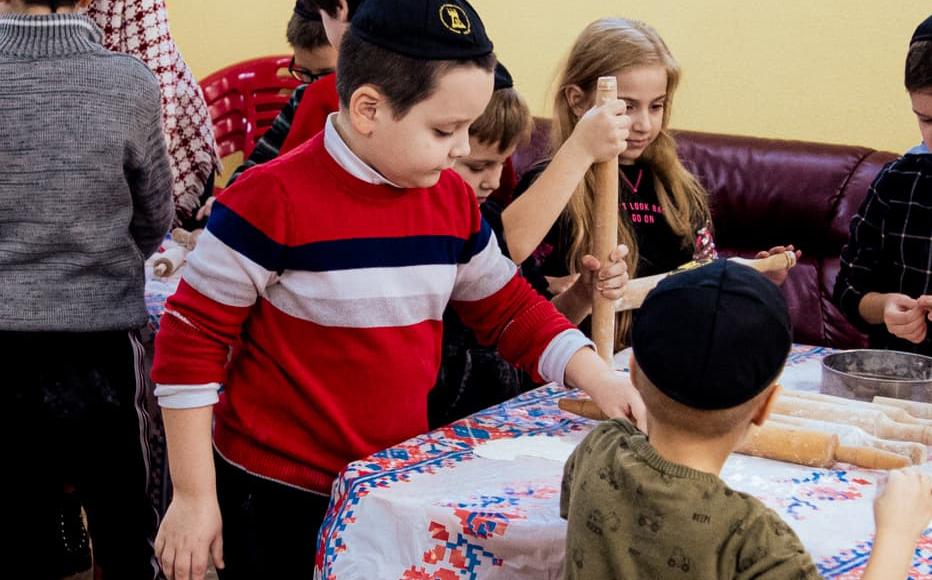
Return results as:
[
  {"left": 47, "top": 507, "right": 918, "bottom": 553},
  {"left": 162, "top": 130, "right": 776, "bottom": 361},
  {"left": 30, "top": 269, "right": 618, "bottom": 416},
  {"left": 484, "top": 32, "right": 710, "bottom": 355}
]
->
[{"left": 0, "top": 0, "right": 172, "bottom": 577}]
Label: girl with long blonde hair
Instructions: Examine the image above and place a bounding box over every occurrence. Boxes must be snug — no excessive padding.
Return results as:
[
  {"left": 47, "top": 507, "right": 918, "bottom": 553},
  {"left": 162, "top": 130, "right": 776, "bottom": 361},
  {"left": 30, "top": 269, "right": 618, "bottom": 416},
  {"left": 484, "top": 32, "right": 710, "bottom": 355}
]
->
[{"left": 509, "top": 18, "right": 794, "bottom": 349}]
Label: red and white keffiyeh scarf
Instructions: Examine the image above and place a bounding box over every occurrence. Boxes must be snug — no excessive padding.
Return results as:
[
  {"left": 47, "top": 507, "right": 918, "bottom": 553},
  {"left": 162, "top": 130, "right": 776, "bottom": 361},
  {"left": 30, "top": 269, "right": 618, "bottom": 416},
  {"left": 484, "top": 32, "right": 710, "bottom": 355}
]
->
[{"left": 88, "top": 0, "right": 221, "bottom": 225}]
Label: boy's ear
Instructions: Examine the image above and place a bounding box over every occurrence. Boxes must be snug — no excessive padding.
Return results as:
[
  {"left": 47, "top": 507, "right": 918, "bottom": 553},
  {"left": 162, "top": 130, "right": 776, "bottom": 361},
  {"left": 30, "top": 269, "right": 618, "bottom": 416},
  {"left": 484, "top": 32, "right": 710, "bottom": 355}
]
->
[
  {"left": 628, "top": 354, "right": 640, "bottom": 389},
  {"left": 750, "top": 383, "right": 782, "bottom": 427},
  {"left": 563, "top": 84, "right": 590, "bottom": 118},
  {"left": 347, "top": 84, "right": 383, "bottom": 136}
]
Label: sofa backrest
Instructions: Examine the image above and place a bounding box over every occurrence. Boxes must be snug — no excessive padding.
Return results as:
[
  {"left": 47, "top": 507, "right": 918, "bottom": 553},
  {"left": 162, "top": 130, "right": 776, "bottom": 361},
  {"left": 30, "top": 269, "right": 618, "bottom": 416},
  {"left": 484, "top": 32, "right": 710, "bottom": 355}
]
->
[{"left": 512, "top": 118, "right": 899, "bottom": 348}]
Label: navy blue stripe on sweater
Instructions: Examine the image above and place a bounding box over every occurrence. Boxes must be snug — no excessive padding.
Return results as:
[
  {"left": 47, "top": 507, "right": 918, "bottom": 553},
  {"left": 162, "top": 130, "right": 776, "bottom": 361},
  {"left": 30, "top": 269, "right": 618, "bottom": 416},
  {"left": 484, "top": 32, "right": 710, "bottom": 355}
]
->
[{"left": 209, "top": 202, "right": 494, "bottom": 273}]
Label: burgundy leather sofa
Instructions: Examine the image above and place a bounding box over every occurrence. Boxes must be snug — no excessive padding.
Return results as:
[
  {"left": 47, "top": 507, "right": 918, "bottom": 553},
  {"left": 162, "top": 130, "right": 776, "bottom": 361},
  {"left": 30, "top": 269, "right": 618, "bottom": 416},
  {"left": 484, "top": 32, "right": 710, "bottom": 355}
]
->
[{"left": 511, "top": 119, "right": 899, "bottom": 348}]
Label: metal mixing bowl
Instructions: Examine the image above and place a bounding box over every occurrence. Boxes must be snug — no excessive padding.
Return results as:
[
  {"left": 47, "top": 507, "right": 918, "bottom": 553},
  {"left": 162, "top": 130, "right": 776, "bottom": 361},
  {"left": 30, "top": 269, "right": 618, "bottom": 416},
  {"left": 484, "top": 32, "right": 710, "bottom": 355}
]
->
[{"left": 821, "top": 349, "right": 932, "bottom": 402}]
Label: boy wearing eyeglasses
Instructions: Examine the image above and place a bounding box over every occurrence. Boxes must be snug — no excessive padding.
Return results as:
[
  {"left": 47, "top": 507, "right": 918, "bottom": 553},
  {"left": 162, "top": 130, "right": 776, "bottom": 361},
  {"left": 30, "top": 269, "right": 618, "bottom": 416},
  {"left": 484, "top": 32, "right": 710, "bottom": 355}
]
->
[{"left": 215, "top": 0, "right": 340, "bottom": 195}]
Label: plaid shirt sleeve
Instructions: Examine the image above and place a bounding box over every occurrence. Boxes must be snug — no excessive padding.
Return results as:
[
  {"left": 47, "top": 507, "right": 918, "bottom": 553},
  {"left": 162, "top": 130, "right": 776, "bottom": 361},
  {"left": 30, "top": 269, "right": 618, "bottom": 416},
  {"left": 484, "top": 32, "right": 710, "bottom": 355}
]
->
[
  {"left": 834, "top": 155, "right": 932, "bottom": 332},
  {"left": 834, "top": 164, "right": 892, "bottom": 328},
  {"left": 227, "top": 84, "right": 308, "bottom": 186}
]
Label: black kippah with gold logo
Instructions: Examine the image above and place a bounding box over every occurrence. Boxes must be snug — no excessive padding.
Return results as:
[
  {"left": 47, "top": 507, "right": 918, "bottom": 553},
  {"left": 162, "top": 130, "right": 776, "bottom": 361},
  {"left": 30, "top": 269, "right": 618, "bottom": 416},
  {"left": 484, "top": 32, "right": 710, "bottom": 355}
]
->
[{"left": 351, "top": 0, "right": 493, "bottom": 60}]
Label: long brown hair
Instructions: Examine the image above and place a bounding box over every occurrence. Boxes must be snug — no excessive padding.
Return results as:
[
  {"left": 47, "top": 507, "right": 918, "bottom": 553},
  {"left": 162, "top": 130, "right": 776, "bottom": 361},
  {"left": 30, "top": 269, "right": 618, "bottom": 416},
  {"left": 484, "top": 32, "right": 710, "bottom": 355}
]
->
[{"left": 552, "top": 18, "right": 711, "bottom": 347}]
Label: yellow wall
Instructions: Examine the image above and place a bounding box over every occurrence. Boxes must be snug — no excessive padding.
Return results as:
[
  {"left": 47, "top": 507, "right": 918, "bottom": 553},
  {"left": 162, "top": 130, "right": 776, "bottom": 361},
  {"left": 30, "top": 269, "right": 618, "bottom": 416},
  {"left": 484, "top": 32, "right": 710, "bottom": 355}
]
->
[{"left": 165, "top": 0, "right": 930, "bottom": 153}]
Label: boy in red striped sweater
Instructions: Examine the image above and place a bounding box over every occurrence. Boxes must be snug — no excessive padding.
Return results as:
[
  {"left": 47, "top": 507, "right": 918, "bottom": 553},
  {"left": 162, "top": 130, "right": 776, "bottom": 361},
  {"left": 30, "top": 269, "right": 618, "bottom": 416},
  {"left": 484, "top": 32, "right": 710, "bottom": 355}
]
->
[{"left": 151, "top": 1, "right": 644, "bottom": 578}]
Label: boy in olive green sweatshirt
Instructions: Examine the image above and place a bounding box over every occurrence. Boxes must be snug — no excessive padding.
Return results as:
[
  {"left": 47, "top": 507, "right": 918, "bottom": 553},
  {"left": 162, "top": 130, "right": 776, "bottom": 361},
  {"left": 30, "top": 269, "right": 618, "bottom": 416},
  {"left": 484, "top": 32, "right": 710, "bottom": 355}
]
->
[{"left": 562, "top": 260, "right": 932, "bottom": 579}]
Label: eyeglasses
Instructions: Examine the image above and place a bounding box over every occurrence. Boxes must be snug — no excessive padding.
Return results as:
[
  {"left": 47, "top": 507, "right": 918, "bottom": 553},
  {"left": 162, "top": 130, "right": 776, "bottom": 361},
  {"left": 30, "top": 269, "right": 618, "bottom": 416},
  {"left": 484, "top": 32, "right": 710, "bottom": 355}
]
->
[{"left": 288, "top": 56, "right": 334, "bottom": 84}]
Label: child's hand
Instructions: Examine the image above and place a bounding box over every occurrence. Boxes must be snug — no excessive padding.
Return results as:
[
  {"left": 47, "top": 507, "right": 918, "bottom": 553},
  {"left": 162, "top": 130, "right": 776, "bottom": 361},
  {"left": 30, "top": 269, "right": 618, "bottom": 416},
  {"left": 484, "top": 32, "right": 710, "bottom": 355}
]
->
[
  {"left": 874, "top": 469, "right": 932, "bottom": 541},
  {"left": 576, "top": 244, "right": 630, "bottom": 301},
  {"left": 884, "top": 293, "right": 928, "bottom": 343},
  {"left": 918, "top": 295, "right": 932, "bottom": 320},
  {"left": 155, "top": 492, "right": 225, "bottom": 580},
  {"left": 195, "top": 196, "right": 216, "bottom": 221},
  {"left": 754, "top": 244, "right": 801, "bottom": 286},
  {"left": 595, "top": 371, "right": 647, "bottom": 431},
  {"left": 570, "top": 100, "right": 632, "bottom": 164},
  {"left": 565, "top": 347, "right": 648, "bottom": 431}
]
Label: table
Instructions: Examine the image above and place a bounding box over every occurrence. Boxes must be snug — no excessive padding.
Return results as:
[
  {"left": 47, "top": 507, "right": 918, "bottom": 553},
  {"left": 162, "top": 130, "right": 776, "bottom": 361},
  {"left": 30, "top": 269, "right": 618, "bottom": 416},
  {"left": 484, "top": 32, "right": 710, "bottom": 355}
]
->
[{"left": 315, "top": 345, "right": 932, "bottom": 579}]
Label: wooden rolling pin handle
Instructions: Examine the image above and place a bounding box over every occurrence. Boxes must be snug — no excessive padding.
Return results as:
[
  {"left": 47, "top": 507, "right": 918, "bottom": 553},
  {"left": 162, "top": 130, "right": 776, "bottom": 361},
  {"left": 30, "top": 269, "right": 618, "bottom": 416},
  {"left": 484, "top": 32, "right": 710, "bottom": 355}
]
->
[
  {"left": 590, "top": 75, "right": 620, "bottom": 363},
  {"left": 878, "top": 417, "right": 932, "bottom": 445},
  {"left": 873, "top": 396, "right": 932, "bottom": 420},
  {"left": 558, "top": 398, "right": 609, "bottom": 421},
  {"left": 834, "top": 445, "right": 912, "bottom": 470}
]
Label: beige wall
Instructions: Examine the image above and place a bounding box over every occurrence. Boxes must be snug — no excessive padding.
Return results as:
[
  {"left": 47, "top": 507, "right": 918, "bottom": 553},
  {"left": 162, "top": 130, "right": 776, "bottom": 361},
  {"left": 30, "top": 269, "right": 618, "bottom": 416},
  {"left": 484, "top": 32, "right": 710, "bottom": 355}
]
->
[{"left": 165, "top": 0, "right": 930, "bottom": 153}]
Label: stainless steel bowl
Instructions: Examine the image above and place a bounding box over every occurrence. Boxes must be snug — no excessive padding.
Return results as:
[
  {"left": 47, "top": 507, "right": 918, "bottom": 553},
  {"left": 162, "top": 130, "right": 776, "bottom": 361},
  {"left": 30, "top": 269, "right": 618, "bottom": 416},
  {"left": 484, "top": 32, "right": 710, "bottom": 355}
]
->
[{"left": 821, "top": 349, "right": 932, "bottom": 402}]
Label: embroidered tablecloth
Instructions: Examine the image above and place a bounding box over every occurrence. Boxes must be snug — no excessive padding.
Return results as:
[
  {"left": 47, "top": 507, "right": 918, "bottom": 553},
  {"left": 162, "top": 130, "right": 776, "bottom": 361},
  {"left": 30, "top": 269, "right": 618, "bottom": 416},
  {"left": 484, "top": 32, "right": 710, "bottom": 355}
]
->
[{"left": 316, "top": 345, "right": 932, "bottom": 580}]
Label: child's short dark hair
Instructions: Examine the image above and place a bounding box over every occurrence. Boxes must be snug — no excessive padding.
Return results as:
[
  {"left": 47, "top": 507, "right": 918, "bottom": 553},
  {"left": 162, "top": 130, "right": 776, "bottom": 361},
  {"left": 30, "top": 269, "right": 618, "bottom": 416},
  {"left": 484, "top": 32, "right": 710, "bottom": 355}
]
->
[
  {"left": 287, "top": 14, "right": 330, "bottom": 51},
  {"left": 906, "top": 40, "right": 932, "bottom": 92},
  {"left": 337, "top": 30, "right": 496, "bottom": 119},
  {"left": 313, "top": 0, "right": 364, "bottom": 19},
  {"left": 469, "top": 88, "right": 533, "bottom": 153},
  {"left": 22, "top": 0, "right": 80, "bottom": 9}
]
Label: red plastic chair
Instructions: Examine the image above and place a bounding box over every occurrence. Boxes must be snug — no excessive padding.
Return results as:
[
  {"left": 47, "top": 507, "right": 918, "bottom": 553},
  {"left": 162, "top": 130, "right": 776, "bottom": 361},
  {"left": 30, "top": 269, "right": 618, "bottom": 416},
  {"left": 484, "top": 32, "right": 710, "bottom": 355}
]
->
[{"left": 200, "top": 55, "right": 301, "bottom": 161}]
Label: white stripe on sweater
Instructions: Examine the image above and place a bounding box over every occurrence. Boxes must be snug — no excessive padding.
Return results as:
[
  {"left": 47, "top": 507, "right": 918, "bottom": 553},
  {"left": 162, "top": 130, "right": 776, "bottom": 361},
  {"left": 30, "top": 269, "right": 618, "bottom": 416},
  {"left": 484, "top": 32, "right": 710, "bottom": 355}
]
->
[
  {"left": 452, "top": 230, "right": 517, "bottom": 302},
  {"left": 183, "top": 229, "right": 277, "bottom": 308}
]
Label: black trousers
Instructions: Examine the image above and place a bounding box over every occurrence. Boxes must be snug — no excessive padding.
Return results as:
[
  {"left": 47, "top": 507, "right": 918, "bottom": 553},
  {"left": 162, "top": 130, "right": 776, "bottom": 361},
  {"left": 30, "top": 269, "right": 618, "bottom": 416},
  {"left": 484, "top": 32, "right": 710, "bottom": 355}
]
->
[
  {"left": 215, "top": 453, "right": 331, "bottom": 580},
  {"left": 1, "top": 330, "right": 160, "bottom": 580}
]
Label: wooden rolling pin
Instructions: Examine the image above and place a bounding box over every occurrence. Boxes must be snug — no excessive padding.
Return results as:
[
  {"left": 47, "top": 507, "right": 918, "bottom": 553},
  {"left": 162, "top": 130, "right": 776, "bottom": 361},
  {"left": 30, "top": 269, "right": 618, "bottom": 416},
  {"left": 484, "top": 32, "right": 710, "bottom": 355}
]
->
[
  {"left": 773, "top": 397, "right": 932, "bottom": 444},
  {"left": 560, "top": 398, "right": 911, "bottom": 469},
  {"left": 590, "top": 76, "right": 620, "bottom": 363},
  {"left": 873, "top": 396, "right": 932, "bottom": 421},
  {"left": 559, "top": 397, "right": 608, "bottom": 421},
  {"left": 738, "top": 424, "right": 911, "bottom": 470},
  {"left": 770, "top": 414, "right": 926, "bottom": 465},
  {"left": 152, "top": 246, "right": 187, "bottom": 278},
  {"left": 616, "top": 252, "right": 797, "bottom": 311},
  {"left": 781, "top": 390, "right": 932, "bottom": 426},
  {"left": 172, "top": 227, "right": 203, "bottom": 251}
]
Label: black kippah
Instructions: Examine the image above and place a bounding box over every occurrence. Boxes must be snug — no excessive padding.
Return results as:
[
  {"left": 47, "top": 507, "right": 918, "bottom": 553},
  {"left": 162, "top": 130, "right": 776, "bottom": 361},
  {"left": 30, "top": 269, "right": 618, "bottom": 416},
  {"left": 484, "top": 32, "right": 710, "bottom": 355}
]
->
[
  {"left": 494, "top": 62, "right": 513, "bottom": 91},
  {"left": 912, "top": 14, "right": 932, "bottom": 45},
  {"left": 294, "top": 0, "right": 322, "bottom": 22},
  {"left": 351, "top": 0, "right": 493, "bottom": 60},
  {"left": 632, "top": 260, "right": 792, "bottom": 411}
]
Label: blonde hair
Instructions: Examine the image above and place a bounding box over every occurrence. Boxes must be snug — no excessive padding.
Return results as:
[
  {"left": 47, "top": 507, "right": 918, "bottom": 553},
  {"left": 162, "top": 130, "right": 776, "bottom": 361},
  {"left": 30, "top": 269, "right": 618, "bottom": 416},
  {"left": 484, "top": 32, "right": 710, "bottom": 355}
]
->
[
  {"left": 469, "top": 87, "right": 534, "bottom": 153},
  {"left": 552, "top": 18, "right": 711, "bottom": 348}
]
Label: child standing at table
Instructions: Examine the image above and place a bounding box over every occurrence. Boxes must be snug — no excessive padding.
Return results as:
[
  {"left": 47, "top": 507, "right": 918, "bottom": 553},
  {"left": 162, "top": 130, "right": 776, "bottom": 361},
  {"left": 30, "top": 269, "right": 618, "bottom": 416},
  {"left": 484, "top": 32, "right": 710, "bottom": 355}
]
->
[
  {"left": 0, "top": 0, "right": 173, "bottom": 577},
  {"left": 513, "top": 18, "right": 796, "bottom": 349},
  {"left": 835, "top": 15, "right": 932, "bottom": 355},
  {"left": 562, "top": 260, "right": 932, "bottom": 579},
  {"left": 150, "top": 1, "right": 645, "bottom": 578}
]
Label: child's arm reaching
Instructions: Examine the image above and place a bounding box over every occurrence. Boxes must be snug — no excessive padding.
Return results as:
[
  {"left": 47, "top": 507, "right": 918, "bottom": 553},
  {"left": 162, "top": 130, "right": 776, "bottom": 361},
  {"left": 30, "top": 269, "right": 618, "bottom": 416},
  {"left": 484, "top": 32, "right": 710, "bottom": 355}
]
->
[
  {"left": 451, "top": 209, "right": 644, "bottom": 428},
  {"left": 501, "top": 100, "right": 630, "bottom": 264},
  {"left": 862, "top": 469, "right": 932, "bottom": 580}
]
